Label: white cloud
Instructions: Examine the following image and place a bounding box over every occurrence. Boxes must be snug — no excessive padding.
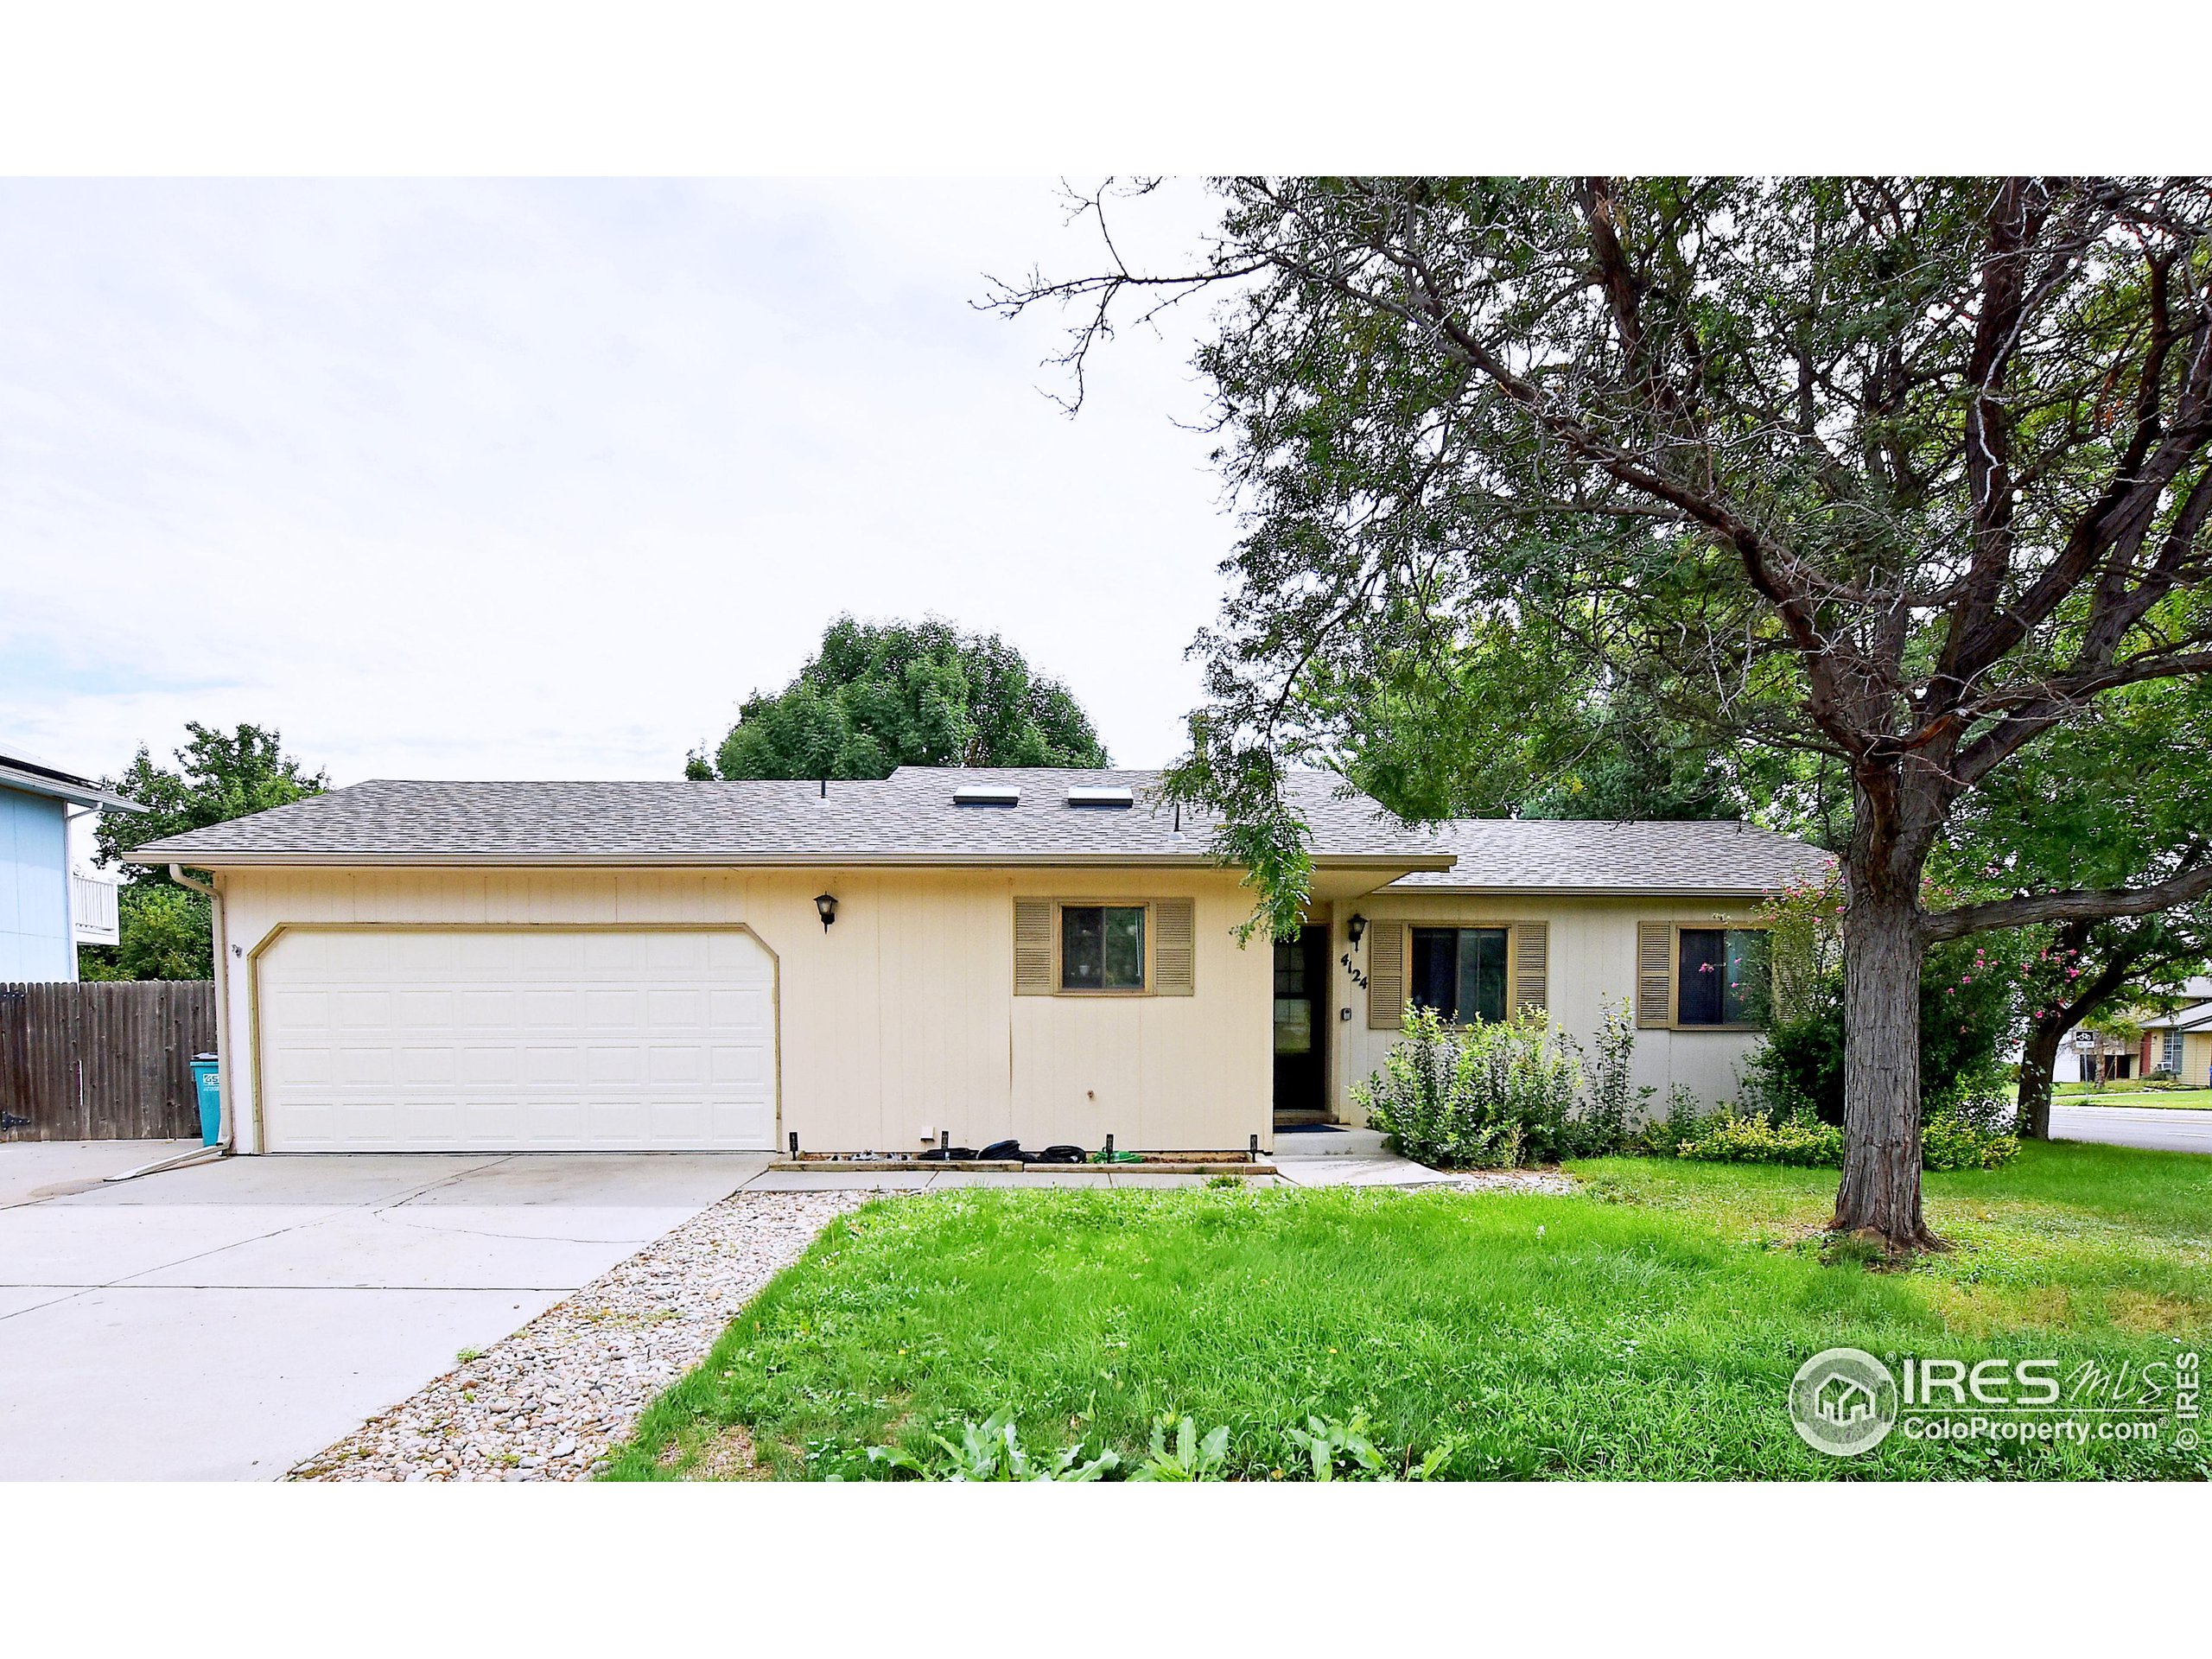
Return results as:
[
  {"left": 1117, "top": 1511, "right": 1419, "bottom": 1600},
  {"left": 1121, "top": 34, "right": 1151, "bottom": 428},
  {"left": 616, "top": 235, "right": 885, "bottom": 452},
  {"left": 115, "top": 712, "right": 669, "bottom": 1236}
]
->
[{"left": 0, "top": 178, "right": 1232, "bottom": 782}]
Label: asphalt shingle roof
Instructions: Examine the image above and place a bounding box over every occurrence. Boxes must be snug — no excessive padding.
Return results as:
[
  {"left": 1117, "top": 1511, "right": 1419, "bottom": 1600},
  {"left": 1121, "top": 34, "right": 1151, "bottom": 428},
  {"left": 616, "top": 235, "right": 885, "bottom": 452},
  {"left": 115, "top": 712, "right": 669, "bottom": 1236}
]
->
[
  {"left": 1385, "top": 817, "right": 1834, "bottom": 895},
  {"left": 129, "top": 768, "right": 1446, "bottom": 868}
]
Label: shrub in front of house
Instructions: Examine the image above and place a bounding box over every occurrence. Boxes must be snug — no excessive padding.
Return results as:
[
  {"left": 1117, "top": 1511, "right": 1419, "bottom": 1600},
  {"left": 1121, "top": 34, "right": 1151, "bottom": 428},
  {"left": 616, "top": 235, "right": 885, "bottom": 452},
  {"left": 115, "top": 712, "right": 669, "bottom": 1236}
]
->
[
  {"left": 1667, "top": 1090, "right": 2017, "bottom": 1171},
  {"left": 1675, "top": 1109, "right": 1845, "bottom": 1166},
  {"left": 1743, "top": 933, "right": 2024, "bottom": 1123},
  {"left": 1918, "top": 1091, "right": 2021, "bottom": 1170},
  {"left": 1356, "top": 1005, "right": 1636, "bottom": 1167}
]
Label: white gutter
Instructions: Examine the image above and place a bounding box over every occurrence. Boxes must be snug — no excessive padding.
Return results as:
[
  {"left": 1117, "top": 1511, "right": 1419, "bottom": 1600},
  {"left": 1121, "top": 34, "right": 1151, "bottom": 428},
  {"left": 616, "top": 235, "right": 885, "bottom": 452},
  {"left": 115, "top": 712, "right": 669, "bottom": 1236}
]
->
[
  {"left": 103, "top": 863, "right": 232, "bottom": 1180},
  {"left": 124, "top": 850, "right": 1456, "bottom": 871}
]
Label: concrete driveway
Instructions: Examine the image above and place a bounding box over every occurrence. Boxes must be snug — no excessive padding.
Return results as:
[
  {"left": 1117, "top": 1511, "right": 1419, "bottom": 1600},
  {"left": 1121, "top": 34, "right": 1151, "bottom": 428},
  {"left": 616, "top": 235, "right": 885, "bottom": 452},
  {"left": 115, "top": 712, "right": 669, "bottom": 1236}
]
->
[
  {"left": 0, "top": 1142, "right": 767, "bottom": 1480},
  {"left": 2050, "top": 1103, "right": 2212, "bottom": 1154}
]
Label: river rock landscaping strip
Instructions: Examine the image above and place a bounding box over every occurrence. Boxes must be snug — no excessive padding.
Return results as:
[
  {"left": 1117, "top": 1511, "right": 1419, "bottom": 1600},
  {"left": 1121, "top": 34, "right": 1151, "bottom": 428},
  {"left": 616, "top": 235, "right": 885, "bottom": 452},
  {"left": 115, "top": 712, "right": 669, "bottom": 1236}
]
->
[
  {"left": 289, "top": 1190, "right": 865, "bottom": 1483},
  {"left": 1432, "top": 1168, "right": 1580, "bottom": 1195}
]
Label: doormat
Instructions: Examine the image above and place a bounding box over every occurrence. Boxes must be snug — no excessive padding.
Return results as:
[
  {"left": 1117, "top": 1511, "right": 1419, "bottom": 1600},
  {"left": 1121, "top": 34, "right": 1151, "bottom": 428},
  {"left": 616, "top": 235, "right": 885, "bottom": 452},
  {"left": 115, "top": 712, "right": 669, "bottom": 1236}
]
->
[{"left": 1274, "top": 1123, "right": 1348, "bottom": 1135}]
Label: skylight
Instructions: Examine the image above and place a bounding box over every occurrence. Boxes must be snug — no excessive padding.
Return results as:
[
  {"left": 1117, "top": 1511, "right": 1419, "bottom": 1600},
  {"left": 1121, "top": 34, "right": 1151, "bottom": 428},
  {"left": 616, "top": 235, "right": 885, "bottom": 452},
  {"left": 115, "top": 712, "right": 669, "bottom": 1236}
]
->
[
  {"left": 952, "top": 785, "right": 1021, "bottom": 807},
  {"left": 1065, "top": 785, "right": 1135, "bottom": 809}
]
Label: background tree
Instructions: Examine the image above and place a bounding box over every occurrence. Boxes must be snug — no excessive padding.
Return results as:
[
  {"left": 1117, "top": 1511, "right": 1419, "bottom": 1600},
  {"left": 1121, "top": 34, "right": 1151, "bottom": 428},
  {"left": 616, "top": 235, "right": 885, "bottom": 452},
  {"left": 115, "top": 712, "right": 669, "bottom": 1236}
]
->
[
  {"left": 1292, "top": 610, "right": 1762, "bottom": 823},
  {"left": 82, "top": 722, "right": 327, "bottom": 980},
  {"left": 1939, "top": 675, "right": 2212, "bottom": 1134},
  {"left": 999, "top": 175, "right": 2212, "bottom": 1249},
  {"left": 688, "top": 615, "right": 1109, "bottom": 779}
]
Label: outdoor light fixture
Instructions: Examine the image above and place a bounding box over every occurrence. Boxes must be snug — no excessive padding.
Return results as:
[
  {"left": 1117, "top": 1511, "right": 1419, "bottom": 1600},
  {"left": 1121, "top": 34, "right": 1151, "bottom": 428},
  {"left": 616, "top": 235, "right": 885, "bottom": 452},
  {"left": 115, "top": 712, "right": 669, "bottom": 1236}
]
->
[
  {"left": 1347, "top": 913, "right": 1368, "bottom": 947},
  {"left": 815, "top": 892, "right": 838, "bottom": 931}
]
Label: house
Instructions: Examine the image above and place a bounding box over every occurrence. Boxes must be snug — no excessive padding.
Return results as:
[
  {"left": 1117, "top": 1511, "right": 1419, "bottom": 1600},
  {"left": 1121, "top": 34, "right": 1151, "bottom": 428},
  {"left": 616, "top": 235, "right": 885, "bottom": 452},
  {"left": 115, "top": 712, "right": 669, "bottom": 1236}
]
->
[
  {"left": 128, "top": 769, "right": 1833, "bottom": 1155},
  {"left": 1812, "top": 1372, "right": 1878, "bottom": 1430},
  {"left": 2139, "top": 979, "right": 2212, "bottom": 1087},
  {"left": 0, "top": 745, "right": 140, "bottom": 981}
]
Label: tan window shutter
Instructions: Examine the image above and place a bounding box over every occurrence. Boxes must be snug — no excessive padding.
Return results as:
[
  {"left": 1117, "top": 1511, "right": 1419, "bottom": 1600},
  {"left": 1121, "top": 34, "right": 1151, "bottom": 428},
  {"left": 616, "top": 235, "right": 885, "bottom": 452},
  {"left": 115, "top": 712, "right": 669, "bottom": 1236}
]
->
[
  {"left": 1014, "top": 898, "right": 1055, "bottom": 994},
  {"left": 1368, "top": 922, "right": 1405, "bottom": 1029},
  {"left": 1154, "top": 899, "right": 1196, "bottom": 995},
  {"left": 1512, "top": 921, "right": 1548, "bottom": 1017},
  {"left": 1637, "top": 921, "right": 1672, "bottom": 1027}
]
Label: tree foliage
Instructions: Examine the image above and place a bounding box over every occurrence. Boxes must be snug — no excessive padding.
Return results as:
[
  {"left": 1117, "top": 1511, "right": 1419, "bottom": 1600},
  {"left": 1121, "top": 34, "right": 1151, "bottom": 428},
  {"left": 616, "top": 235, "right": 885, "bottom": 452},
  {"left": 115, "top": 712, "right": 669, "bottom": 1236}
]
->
[
  {"left": 96, "top": 722, "right": 328, "bottom": 879},
  {"left": 690, "top": 615, "right": 1109, "bottom": 780},
  {"left": 1936, "top": 676, "right": 2212, "bottom": 1130},
  {"left": 1298, "top": 620, "right": 1762, "bottom": 824},
  {"left": 1000, "top": 175, "right": 2212, "bottom": 1248},
  {"left": 77, "top": 885, "right": 214, "bottom": 982},
  {"left": 80, "top": 721, "right": 327, "bottom": 981}
]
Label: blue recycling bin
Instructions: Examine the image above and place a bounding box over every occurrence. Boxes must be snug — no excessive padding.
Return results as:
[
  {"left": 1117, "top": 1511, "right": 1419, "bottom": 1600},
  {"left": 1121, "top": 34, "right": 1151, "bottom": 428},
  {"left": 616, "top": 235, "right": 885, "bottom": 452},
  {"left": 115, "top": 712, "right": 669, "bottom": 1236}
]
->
[{"left": 189, "top": 1054, "right": 222, "bottom": 1147}]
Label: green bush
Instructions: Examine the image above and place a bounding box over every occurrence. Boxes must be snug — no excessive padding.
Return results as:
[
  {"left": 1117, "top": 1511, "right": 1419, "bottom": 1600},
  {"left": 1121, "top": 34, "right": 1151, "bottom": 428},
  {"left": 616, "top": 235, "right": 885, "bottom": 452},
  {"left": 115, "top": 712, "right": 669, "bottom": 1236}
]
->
[
  {"left": 1744, "top": 934, "right": 2023, "bottom": 1123},
  {"left": 1669, "top": 1091, "right": 2017, "bottom": 1171},
  {"left": 1637, "top": 1084, "right": 1713, "bottom": 1155},
  {"left": 77, "top": 883, "right": 213, "bottom": 982},
  {"left": 1354, "top": 1006, "right": 1588, "bottom": 1166},
  {"left": 1675, "top": 1109, "right": 1844, "bottom": 1166},
  {"left": 1920, "top": 1092, "right": 2020, "bottom": 1171}
]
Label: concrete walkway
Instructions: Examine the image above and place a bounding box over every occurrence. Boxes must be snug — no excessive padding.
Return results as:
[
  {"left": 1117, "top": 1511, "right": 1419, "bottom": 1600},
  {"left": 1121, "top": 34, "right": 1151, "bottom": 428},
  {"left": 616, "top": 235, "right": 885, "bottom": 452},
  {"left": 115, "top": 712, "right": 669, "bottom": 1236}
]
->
[
  {"left": 2050, "top": 1103, "right": 2212, "bottom": 1154},
  {"left": 0, "top": 1143, "right": 767, "bottom": 1479},
  {"left": 728, "top": 1127, "right": 1458, "bottom": 1192},
  {"left": 1268, "top": 1125, "right": 1463, "bottom": 1188}
]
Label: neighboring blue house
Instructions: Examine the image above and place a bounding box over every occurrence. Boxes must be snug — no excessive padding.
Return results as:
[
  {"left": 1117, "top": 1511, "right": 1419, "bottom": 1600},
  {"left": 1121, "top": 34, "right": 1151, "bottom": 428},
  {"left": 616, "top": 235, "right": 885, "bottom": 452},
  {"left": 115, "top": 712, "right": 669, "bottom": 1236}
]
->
[{"left": 0, "top": 746, "right": 142, "bottom": 982}]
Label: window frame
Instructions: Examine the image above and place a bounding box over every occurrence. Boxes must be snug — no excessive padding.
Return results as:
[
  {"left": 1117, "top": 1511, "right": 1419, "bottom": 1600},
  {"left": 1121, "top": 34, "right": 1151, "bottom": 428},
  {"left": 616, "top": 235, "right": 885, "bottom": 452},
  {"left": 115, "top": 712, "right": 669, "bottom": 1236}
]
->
[
  {"left": 1403, "top": 921, "right": 1518, "bottom": 1028},
  {"left": 1668, "top": 922, "right": 1773, "bottom": 1032},
  {"left": 1052, "top": 899, "right": 1156, "bottom": 997}
]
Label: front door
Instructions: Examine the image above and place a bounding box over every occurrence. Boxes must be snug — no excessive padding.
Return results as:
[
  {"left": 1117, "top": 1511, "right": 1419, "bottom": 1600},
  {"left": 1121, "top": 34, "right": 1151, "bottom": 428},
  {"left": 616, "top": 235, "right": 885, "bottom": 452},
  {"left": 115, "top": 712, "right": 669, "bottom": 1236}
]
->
[{"left": 1273, "top": 925, "right": 1329, "bottom": 1121}]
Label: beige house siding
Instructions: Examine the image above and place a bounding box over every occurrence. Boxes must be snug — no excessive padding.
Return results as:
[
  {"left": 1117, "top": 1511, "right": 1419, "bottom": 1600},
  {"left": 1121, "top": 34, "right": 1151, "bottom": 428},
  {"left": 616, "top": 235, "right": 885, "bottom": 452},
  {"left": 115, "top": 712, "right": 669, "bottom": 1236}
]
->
[
  {"left": 2184, "top": 1031, "right": 2212, "bottom": 1087},
  {"left": 214, "top": 864, "right": 1270, "bottom": 1154},
  {"left": 1328, "top": 893, "right": 1772, "bottom": 1120}
]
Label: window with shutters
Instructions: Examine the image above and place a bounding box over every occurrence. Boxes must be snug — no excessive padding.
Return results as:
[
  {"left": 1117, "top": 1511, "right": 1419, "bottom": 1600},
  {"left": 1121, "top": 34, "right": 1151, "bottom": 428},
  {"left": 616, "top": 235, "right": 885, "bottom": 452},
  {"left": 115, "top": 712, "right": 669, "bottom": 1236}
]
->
[
  {"left": 1408, "top": 926, "right": 1510, "bottom": 1025},
  {"left": 1674, "top": 927, "right": 1771, "bottom": 1027},
  {"left": 1014, "top": 898, "right": 1196, "bottom": 996},
  {"left": 1062, "top": 905, "right": 1147, "bottom": 991}
]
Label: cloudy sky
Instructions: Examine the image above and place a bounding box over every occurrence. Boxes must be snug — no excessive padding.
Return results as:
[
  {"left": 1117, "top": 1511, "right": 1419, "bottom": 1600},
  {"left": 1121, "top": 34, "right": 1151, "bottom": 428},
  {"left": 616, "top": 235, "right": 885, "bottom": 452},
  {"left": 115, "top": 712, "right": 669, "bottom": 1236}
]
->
[{"left": 0, "top": 178, "right": 1233, "bottom": 785}]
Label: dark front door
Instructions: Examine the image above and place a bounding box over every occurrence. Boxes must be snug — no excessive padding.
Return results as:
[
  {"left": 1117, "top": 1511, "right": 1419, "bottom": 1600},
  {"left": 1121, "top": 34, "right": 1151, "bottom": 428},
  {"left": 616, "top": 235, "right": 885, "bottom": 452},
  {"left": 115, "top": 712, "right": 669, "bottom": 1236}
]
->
[{"left": 1273, "top": 925, "right": 1329, "bottom": 1119}]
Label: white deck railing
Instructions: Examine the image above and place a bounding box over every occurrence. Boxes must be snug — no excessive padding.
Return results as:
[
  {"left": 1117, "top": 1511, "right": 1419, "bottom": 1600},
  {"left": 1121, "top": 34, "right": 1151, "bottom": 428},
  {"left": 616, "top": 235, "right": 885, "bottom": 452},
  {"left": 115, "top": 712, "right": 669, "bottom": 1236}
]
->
[{"left": 72, "top": 871, "right": 120, "bottom": 944}]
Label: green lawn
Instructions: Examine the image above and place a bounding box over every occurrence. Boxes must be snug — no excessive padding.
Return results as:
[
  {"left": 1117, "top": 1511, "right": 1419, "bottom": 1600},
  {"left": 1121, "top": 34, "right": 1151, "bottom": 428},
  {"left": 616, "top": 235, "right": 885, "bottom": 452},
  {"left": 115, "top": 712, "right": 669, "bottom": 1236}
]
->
[
  {"left": 2069, "top": 1089, "right": 2212, "bottom": 1110},
  {"left": 605, "top": 1142, "right": 2211, "bottom": 1482}
]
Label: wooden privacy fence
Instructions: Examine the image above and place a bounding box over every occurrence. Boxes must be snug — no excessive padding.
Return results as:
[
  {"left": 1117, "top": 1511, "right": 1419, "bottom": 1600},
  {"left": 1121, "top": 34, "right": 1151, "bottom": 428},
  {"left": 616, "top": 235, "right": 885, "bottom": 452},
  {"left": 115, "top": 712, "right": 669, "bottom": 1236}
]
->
[{"left": 0, "top": 980, "right": 216, "bottom": 1141}]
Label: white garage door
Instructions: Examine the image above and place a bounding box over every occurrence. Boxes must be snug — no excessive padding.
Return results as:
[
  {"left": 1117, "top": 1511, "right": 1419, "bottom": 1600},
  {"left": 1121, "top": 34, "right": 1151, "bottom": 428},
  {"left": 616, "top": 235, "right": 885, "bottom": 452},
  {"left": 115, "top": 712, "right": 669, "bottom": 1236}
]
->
[{"left": 255, "top": 927, "right": 778, "bottom": 1152}]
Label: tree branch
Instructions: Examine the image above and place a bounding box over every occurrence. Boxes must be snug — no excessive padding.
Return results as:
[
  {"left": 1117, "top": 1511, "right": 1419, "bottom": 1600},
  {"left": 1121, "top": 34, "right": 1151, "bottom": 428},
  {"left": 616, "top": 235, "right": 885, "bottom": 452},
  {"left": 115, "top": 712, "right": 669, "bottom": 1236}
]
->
[{"left": 1924, "top": 865, "right": 2212, "bottom": 941}]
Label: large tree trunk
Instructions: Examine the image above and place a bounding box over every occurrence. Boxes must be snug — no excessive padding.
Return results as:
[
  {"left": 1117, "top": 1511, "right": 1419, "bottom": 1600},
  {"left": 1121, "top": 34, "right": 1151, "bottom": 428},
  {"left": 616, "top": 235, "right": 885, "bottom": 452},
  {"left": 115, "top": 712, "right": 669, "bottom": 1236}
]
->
[
  {"left": 1830, "top": 883, "right": 1941, "bottom": 1250},
  {"left": 2016, "top": 1020, "right": 2066, "bottom": 1141}
]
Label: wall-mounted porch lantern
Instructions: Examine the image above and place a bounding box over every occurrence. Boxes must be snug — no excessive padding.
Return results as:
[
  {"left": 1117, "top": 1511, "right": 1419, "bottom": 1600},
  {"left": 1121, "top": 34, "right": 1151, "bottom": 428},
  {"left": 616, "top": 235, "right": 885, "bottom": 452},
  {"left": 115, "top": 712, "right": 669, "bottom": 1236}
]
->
[
  {"left": 1346, "top": 913, "right": 1368, "bottom": 948},
  {"left": 815, "top": 893, "right": 838, "bottom": 931}
]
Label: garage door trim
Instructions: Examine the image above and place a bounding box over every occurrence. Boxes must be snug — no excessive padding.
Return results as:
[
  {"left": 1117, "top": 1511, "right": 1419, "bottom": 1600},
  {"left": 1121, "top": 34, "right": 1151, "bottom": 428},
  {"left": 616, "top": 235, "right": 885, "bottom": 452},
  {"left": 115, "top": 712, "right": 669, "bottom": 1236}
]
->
[{"left": 244, "top": 921, "right": 781, "bottom": 1153}]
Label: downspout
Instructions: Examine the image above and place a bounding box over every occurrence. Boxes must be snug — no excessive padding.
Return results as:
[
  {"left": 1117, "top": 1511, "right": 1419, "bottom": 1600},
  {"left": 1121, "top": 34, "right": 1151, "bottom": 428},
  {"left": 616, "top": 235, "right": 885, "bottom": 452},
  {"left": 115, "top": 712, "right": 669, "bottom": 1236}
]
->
[
  {"left": 104, "top": 863, "right": 232, "bottom": 1181},
  {"left": 61, "top": 803, "right": 96, "bottom": 982}
]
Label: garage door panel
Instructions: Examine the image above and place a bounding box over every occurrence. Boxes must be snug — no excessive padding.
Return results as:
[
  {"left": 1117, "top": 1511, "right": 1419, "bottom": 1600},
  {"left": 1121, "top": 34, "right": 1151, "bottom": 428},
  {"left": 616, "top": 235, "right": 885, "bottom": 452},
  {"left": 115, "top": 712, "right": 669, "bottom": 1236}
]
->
[
  {"left": 709, "top": 1043, "right": 771, "bottom": 1086},
  {"left": 522, "top": 989, "right": 582, "bottom": 1029},
  {"left": 586, "top": 988, "right": 643, "bottom": 1027},
  {"left": 459, "top": 1047, "right": 518, "bottom": 1084},
  {"left": 394, "top": 989, "right": 455, "bottom": 1027},
  {"left": 257, "top": 927, "right": 779, "bottom": 1152},
  {"left": 648, "top": 988, "right": 707, "bottom": 1028},
  {"left": 334, "top": 991, "right": 392, "bottom": 1029},
  {"left": 709, "top": 988, "right": 771, "bottom": 1025}
]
